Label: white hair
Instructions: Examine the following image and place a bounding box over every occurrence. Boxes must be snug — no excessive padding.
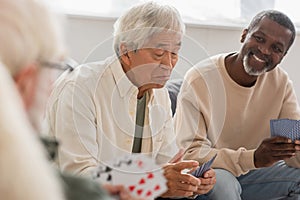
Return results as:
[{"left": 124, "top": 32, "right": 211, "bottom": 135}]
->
[
  {"left": 0, "top": 63, "right": 65, "bottom": 200},
  {"left": 0, "top": 0, "right": 65, "bottom": 75},
  {"left": 113, "top": 1, "right": 185, "bottom": 57}
]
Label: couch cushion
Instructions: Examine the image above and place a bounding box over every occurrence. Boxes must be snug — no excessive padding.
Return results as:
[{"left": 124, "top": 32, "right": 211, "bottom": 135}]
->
[{"left": 165, "top": 79, "right": 183, "bottom": 116}]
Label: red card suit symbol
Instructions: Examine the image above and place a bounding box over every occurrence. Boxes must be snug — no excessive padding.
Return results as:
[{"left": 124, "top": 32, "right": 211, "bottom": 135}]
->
[
  {"left": 137, "top": 189, "right": 143, "bottom": 195},
  {"left": 129, "top": 185, "right": 135, "bottom": 192},
  {"left": 137, "top": 160, "right": 143, "bottom": 168},
  {"left": 147, "top": 173, "right": 154, "bottom": 179},
  {"left": 139, "top": 178, "right": 146, "bottom": 185},
  {"left": 146, "top": 190, "right": 152, "bottom": 196},
  {"left": 154, "top": 185, "right": 160, "bottom": 191}
]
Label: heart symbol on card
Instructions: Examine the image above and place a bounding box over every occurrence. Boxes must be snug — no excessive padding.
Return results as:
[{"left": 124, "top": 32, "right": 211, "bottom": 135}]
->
[
  {"left": 128, "top": 185, "right": 135, "bottom": 192},
  {"left": 146, "top": 190, "right": 152, "bottom": 196},
  {"left": 139, "top": 178, "right": 146, "bottom": 184},
  {"left": 147, "top": 173, "right": 154, "bottom": 179},
  {"left": 137, "top": 189, "right": 143, "bottom": 195},
  {"left": 154, "top": 185, "right": 160, "bottom": 191},
  {"left": 137, "top": 160, "right": 143, "bottom": 168}
]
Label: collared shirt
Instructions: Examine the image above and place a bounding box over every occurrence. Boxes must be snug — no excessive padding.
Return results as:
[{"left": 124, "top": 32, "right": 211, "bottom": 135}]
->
[{"left": 45, "top": 56, "right": 178, "bottom": 175}]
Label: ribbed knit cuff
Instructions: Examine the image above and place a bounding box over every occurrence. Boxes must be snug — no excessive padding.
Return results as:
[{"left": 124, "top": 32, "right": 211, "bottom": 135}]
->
[{"left": 239, "top": 149, "right": 256, "bottom": 173}]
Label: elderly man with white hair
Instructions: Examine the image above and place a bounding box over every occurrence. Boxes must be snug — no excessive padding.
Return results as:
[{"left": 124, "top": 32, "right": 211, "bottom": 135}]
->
[
  {"left": 0, "top": 0, "right": 134, "bottom": 199},
  {"left": 45, "top": 1, "right": 216, "bottom": 198}
]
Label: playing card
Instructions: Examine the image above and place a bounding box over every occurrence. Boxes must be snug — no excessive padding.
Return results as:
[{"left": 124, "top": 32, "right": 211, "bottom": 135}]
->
[
  {"left": 92, "top": 164, "right": 113, "bottom": 184},
  {"left": 270, "top": 119, "right": 300, "bottom": 141},
  {"left": 113, "top": 170, "right": 167, "bottom": 199},
  {"left": 109, "top": 154, "right": 167, "bottom": 199},
  {"left": 192, "top": 154, "right": 217, "bottom": 178}
]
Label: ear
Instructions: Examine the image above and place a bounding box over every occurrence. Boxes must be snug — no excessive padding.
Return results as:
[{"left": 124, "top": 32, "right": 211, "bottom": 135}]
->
[
  {"left": 119, "top": 43, "right": 131, "bottom": 66},
  {"left": 13, "top": 64, "right": 38, "bottom": 110},
  {"left": 240, "top": 29, "right": 248, "bottom": 43}
]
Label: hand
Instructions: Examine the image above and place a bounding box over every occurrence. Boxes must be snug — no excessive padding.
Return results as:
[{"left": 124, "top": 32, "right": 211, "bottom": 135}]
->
[
  {"left": 254, "top": 136, "right": 300, "bottom": 168},
  {"left": 196, "top": 169, "right": 216, "bottom": 195},
  {"left": 102, "top": 184, "right": 145, "bottom": 200},
  {"left": 161, "top": 160, "right": 200, "bottom": 198}
]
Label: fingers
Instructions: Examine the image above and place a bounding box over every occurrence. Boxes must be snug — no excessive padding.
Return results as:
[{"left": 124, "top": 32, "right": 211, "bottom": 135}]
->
[
  {"left": 164, "top": 168, "right": 201, "bottom": 186},
  {"left": 162, "top": 174, "right": 198, "bottom": 198},
  {"left": 162, "top": 161, "right": 202, "bottom": 198},
  {"left": 269, "top": 142, "right": 298, "bottom": 156},
  {"left": 102, "top": 184, "right": 125, "bottom": 195},
  {"left": 199, "top": 176, "right": 216, "bottom": 186},
  {"left": 295, "top": 140, "right": 300, "bottom": 145},
  {"left": 161, "top": 189, "right": 194, "bottom": 198},
  {"left": 255, "top": 137, "right": 300, "bottom": 167},
  {"left": 270, "top": 137, "right": 300, "bottom": 148},
  {"left": 269, "top": 136, "right": 292, "bottom": 143},
  {"left": 199, "top": 169, "right": 216, "bottom": 187},
  {"left": 202, "top": 169, "right": 215, "bottom": 178},
  {"left": 171, "top": 160, "right": 199, "bottom": 171},
  {"left": 105, "top": 184, "right": 145, "bottom": 200},
  {"left": 196, "top": 171, "right": 216, "bottom": 195},
  {"left": 166, "top": 179, "right": 199, "bottom": 191},
  {"left": 195, "top": 178, "right": 216, "bottom": 195}
]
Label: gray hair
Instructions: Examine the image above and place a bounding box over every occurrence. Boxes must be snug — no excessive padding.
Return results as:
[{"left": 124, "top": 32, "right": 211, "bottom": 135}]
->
[
  {"left": 113, "top": 1, "right": 185, "bottom": 57},
  {"left": 0, "top": 0, "right": 65, "bottom": 75},
  {"left": 248, "top": 10, "right": 296, "bottom": 50}
]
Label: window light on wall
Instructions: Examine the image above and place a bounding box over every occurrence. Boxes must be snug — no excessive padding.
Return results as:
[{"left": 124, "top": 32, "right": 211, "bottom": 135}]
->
[{"left": 57, "top": 0, "right": 300, "bottom": 28}]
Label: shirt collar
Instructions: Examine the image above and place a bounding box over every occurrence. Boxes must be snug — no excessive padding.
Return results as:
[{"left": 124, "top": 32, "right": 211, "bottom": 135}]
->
[{"left": 109, "top": 56, "right": 138, "bottom": 98}]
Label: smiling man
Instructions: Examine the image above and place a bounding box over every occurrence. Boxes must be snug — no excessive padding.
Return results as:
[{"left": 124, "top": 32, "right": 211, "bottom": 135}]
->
[
  {"left": 175, "top": 10, "right": 300, "bottom": 199},
  {"left": 45, "top": 2, "right": 215, "bottom": 199}
]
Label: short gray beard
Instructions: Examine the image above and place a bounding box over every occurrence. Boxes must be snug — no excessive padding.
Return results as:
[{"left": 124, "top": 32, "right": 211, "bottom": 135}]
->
[{"left": 243, "top": 54, "right": 268, "bottom": 76}]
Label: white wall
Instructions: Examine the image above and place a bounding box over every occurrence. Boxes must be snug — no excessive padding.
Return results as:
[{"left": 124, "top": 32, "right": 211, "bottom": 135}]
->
[{"left": 65, "top": 15, "right": 300, "bottom": 103}]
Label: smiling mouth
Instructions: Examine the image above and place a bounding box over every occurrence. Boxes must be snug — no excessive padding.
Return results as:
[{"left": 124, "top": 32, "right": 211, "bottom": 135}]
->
[{"left": 252, "top": 54, "right": 266, "bottom": 63}]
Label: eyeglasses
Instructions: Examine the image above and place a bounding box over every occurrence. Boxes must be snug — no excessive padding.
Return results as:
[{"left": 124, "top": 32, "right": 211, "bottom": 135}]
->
[{"left": 40, "top": 57, "right": 77, "bottom": 71}]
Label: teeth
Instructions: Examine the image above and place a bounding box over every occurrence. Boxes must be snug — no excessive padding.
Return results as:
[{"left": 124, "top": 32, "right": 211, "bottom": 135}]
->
[{"left": 253, "top": 54, "right": 265, "bottom": 63}]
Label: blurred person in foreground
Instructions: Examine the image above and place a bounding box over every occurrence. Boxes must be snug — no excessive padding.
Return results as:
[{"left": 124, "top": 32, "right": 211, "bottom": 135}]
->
[
  {"left": 45, "top": 1, "right": 215, "bottom": 199},
  {"left": 0, "top": 0, "right": 65, "bottom": 199},
  {"left": 175, "top": 10, "right": 300, "bottom": 199},
  {"left": 0, "top": 0, "right": 134, "bottom": 199}
]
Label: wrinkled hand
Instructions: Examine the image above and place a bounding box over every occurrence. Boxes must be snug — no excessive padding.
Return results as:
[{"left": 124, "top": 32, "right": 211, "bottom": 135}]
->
[
  {"left": 102, "top": 184, "right": 145, "bottom": 200},
  {"left": 254, "top": 136, "right": 300, "bottom": 168},
  {"left": 161, "top": 160, "right": 200, "bottom": 198},
  {"left": 196, "top": 169, "right": 216, "bottom": 195}
]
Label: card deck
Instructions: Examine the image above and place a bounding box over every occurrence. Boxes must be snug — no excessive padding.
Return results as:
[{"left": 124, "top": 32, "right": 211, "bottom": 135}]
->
[{"left": 192, "top": 154, "right": 217, "bottom": 178}]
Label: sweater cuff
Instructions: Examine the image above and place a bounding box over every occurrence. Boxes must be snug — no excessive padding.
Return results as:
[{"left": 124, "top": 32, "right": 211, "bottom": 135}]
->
[{"left": 239, "top": 149, "right": 256, "bottom": 172}]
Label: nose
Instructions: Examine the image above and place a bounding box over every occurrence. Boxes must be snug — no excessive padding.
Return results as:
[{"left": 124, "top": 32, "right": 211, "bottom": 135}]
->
[
  {"left": 161, "top": 52, "right": 173, "bottom": 69},
  {"left": 258, "top": 44, "right": 271, "bottom": 55}
]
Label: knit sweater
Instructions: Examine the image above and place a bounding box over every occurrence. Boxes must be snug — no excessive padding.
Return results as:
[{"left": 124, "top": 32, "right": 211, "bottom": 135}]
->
[{"left": 175, "top": 53, "right": 300, "bottom": 176}]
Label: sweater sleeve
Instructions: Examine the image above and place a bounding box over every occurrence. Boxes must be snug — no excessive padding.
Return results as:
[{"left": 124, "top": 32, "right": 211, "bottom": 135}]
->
[
  {"left": 280, "top": 79, "right": 300, "bottom": 168},
  {"left": 175, "top": 73, "right": 256, "bottom": 177}
]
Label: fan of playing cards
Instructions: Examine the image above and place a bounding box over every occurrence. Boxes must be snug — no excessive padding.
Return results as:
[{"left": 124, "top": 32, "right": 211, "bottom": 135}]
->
[
  {"left": 191, "top": 154, "right": 217, "bottom": 178},
  {"left": 92, "top": 154, "right": 167, "bottom": 199},
  {"left": 270, "top": 119, "right": 300, "bottom": 141}
]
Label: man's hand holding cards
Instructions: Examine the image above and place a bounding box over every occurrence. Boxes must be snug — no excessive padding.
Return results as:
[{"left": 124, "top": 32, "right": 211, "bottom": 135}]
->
[{"left": 191, "top": 154, "right": 217, "bottom": 178}]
